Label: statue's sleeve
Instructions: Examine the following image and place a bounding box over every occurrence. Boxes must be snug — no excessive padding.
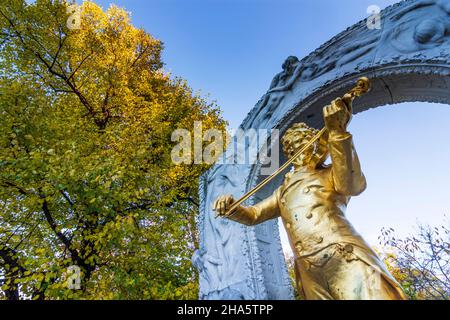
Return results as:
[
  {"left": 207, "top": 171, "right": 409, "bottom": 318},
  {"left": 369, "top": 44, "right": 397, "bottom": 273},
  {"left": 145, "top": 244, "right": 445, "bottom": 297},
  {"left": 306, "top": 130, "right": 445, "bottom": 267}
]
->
[
  {"left": 328, "top": 131, "right": 367, "bottom": 196},
  {"left": 226, "top": 188, "right": 281, "bottom": 226}
]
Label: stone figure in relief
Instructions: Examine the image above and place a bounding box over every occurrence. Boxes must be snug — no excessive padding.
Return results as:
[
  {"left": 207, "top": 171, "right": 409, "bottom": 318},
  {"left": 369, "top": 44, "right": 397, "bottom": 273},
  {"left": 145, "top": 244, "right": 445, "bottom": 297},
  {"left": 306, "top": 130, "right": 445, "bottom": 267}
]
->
[
  {"left": 387, "top": 0, "right": 450, "bottom": 53},
  {"left": 245, "top": 56, "right": 302, "bottom": 129},
  {"left": 193, "top": 164, "right": 246, "bottom": 299},
  {"left": 214, "top": 97, "right": 407, "bottom": 300}
]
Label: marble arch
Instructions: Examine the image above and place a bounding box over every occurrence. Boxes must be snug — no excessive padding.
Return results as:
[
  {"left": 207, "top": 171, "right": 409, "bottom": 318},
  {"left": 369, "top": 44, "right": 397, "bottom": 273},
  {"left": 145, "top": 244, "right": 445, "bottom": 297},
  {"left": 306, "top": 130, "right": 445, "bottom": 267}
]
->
[{"left": 193, "top": 0, "right": 450, "bottom": 299}]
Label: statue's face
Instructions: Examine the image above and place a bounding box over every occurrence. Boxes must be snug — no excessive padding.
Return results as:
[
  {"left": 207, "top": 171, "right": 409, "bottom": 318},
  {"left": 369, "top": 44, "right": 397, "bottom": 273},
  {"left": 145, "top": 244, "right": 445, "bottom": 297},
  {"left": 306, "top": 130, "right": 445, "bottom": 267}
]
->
[
  {"left": 282, "top": 56, "right": 299, "bottom": 72},
  {"left": 282, "top": 123, "right": 328, "bottom": 168},
  {"left": 283, "top": 135, "right": 305, "bottom": 157}
]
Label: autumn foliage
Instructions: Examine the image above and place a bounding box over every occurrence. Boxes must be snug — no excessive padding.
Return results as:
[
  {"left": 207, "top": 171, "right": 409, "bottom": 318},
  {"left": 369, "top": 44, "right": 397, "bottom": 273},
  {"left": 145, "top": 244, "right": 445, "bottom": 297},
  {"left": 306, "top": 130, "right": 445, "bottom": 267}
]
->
[{"left": 0, "top": 0, "right": 225, "bottom": 299}]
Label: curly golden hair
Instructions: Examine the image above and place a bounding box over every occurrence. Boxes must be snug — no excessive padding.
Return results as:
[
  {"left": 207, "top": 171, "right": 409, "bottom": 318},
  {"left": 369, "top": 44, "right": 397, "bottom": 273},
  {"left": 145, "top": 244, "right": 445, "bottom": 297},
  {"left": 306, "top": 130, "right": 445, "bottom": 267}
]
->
[{"left": 281, "top": 122, "right": 328, "bottom": 167}]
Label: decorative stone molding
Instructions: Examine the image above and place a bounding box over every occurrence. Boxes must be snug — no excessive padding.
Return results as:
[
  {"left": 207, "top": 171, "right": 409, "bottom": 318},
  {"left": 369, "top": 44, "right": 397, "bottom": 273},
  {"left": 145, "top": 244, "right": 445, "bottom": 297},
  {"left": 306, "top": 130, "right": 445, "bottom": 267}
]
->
[{"left": 194, "top": 0, "right": 450, "bottom": 299}]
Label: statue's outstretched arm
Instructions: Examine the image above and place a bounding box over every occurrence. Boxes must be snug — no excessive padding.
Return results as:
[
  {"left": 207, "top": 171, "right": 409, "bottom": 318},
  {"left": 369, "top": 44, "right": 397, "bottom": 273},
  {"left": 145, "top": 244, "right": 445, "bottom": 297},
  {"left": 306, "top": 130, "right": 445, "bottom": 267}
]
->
[{"left": 213, "top": 189, "right": 281, "bottom": 226}]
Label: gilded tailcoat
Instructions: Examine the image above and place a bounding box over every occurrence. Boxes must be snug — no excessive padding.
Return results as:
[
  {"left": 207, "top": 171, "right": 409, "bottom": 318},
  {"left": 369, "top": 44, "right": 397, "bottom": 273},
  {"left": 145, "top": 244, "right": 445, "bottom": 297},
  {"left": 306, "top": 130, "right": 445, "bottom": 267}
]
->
[{"left": 227, "top": 131, "right": 407, "bottom": 300}]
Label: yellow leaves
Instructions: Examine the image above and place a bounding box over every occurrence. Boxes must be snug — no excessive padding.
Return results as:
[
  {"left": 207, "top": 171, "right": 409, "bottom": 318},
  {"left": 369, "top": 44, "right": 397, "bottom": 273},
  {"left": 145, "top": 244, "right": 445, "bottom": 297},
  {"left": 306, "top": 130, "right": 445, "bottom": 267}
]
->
[
  {"left": 31, "top": 273, "right": 45, "bottom": 282},
  {"left": 104, "top": 180, "right": 111, "bottom": 190},
  {"left": 49, "top": 281, "right": 64, "bottom": 290},
  {"left": 0, "top": 0, "right": 223, "bottom": 301},
  {"left": 174, "top": 289, "right": 183, "bottom": 298},
  {"left": 137, "top": 148, "right": 147, "bottom": 156},
  {"left": 134, "top": 188, "right": 148, "bottom": 198}
]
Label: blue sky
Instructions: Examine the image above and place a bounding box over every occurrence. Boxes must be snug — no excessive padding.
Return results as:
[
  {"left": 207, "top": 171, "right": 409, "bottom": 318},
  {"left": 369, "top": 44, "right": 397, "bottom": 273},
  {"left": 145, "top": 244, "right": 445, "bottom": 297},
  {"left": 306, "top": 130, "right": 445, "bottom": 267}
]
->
[
  {"left": 94, "top": 0, "right": 402, "bottom": 128},
  {"left": 93, "top": 0, "right": 449, "bottom": 248}
]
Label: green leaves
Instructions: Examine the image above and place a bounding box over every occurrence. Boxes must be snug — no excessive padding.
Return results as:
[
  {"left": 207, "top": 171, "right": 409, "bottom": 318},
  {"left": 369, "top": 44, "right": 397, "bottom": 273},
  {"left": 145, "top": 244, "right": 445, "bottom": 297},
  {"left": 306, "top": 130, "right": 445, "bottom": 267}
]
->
[{"left": 0, "top": 0, "right": 223, "bottom": 300}]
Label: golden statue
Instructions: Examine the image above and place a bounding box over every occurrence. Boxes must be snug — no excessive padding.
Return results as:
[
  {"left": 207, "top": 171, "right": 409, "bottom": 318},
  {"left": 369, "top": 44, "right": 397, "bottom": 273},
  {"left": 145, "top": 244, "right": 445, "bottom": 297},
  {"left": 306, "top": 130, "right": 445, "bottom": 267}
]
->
[{"left": 214, "top": 78, "right": 407, "bottom": 300}]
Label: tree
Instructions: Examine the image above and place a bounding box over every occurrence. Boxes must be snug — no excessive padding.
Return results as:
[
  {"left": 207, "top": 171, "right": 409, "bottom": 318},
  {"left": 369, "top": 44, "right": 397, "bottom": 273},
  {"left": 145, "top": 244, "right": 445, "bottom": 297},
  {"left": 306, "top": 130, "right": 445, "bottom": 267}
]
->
[
  {"left": 379, "top": 221, "right": 450, "bottom": 300},
  {"left": 284, "top": 252, "right": 304, "bottom": 300},
  {"left": 0, "top": 0, "right": 225, "bottom": 299}
]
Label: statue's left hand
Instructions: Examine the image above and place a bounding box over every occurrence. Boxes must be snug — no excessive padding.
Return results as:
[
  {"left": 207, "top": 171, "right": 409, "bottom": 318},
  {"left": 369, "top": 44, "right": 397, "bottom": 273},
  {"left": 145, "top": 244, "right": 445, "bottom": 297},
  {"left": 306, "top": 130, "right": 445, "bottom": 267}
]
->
[
  {"left": 323, "top": 98, "right": 352, "bottom": 133},
  {"left": 213, "top": 194, "right": 235, "bottom": 217}
]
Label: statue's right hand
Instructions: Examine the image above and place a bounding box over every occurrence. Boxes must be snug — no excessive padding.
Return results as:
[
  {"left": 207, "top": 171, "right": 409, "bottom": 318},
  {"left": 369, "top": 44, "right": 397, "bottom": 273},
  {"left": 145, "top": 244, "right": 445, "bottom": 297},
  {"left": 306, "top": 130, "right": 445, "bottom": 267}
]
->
[{"left": 213, "top": 194, "right": 235, "bottom": 217}]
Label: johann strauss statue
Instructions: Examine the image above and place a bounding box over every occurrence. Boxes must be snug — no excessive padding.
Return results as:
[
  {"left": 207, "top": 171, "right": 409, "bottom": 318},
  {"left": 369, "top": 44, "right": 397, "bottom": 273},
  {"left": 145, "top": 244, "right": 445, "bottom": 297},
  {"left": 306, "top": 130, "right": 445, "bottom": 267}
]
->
[{"left": 214, "top": 95, "right": 407, "bottom": 300}]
